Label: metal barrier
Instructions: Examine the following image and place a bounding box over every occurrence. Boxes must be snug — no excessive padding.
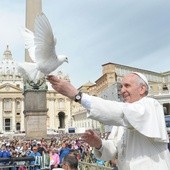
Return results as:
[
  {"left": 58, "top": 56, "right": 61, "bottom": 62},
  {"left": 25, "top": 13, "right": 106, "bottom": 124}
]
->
[
  {"left": 0, "top": 157, "right": 35, "bottom": 169},
  {"left": 78, "top": 161, "right": 113, "bottom": 170},
  {"left": 0, "top": 156, "right": 51, "bottom": 170},
  {"left": 0, "top": 157, "right": 114, "bottom": 170}
]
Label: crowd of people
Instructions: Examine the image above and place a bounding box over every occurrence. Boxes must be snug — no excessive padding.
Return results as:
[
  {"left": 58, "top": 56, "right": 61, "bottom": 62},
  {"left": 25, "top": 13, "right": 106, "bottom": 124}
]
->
[
  {"left": 47, "top": 72, "right": 170, "bottom": 170},
  {"left": 0, "top": 133, "right": 115, "bottom": 170},
  {"left": 1, "top": 72, "right": 170, "bottom": 170},
  {"left": 0, "top": 130, "right": 169, "bottom": 169}
]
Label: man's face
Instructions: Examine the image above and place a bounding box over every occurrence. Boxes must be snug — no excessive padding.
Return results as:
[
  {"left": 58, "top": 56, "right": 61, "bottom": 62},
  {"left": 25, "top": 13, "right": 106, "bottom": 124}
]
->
[
  {"left": 32, "top": 147, "right": 38, "bottom": 153},
  {"left": 120, "top": 74, "right": 145, "bottom": 103}
]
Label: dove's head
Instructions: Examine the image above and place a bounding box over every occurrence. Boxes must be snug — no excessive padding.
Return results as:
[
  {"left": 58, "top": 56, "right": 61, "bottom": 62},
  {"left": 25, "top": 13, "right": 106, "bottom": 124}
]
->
[{"left": 59, "top": 55, "right": 69, "bottom": 63}]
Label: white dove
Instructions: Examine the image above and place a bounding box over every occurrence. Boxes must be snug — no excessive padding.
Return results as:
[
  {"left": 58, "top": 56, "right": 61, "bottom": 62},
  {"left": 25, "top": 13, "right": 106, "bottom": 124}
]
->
[{"left": 17, "top": 12, "right": 68, "bottom": 83}]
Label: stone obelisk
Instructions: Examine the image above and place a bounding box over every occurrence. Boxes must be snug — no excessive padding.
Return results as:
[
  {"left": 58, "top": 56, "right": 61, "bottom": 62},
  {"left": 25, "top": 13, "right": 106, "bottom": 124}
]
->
[
  {"left": 25, "top": 0, "right": 42, "bottom": 62},
  {"left": 24, "top": 0, "right": 48, "bottom": 139}
]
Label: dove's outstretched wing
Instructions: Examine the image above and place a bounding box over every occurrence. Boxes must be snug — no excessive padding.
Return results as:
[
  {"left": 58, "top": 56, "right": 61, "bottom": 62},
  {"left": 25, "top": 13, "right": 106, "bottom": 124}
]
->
[
  {"left": 19, "top": 12, "right": 68, "bottom": 84},
  {"left": 21, "top": 28, "right": 36, "bottom": 62},
  {"left": 34, "top": 13, "right": 58, "bottom": 74}
]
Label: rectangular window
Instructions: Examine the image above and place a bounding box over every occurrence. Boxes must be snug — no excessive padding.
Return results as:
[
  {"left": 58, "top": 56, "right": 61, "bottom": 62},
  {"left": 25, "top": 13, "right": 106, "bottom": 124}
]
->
[
  {"left": 4, "top": 98, "right": 12, "bottom": 111},
  {"left": 58, "top": 98, "right": 64, "bottom": 109},
  {"left": 16, "top": 123, "right": 20, "bottom": 131},
  {"left": 4, "top": 119, "right": 11, "bottom": 131},
  {"left": 16, "top": 100, "right": 21, "bottom": 109}
]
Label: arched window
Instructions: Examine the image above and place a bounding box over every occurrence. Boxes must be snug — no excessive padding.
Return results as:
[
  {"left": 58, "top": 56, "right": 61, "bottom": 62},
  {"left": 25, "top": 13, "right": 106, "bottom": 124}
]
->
[{"left": 58, "top": 112, "right": 65, "bottom": 128}]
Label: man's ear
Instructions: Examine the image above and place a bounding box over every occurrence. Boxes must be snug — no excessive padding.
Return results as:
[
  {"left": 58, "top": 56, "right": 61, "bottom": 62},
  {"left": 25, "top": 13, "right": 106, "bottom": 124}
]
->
[{"left": 140, "top": 85, "right": 147, "bottom": 95}]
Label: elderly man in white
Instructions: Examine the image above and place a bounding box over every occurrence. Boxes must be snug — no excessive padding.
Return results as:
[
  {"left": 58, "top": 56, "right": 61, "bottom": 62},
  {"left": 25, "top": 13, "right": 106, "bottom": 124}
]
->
[{"left": 47, "top": 72, "right": 170, "bottom": 170}]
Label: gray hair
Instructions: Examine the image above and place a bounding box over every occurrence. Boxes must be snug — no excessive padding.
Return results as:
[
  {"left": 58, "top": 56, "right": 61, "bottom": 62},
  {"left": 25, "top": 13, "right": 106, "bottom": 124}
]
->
[{"left": 136, "top": 76, "right": 149, "bottom": 96}]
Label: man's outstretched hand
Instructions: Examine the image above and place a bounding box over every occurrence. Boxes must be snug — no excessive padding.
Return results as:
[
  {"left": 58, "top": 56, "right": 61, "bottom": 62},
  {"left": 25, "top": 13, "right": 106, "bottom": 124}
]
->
[
  {"left": 81, "top": 129, "right": 102, "bottom": 149},
  {"left": 47, "top": 75, "right": 78, "bottom": 99}
]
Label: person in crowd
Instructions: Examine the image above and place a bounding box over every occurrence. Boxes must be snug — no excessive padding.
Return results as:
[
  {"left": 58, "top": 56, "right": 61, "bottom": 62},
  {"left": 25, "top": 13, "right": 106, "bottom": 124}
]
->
[
  {"left": 37, "top": 141, "right": 48, "bottom": 156},
  {"left": 0, "top": 144, "right": 11, "bottom": 158},
  {"left": 58, "top": 141, "right": 71, "bottom": 167},
  {"left": 47, "top": 72, "right": 170, "bottom": 170},
  {"left": 29, "top": 145, "right": 41, "bottom": 169},
  {"left": 168, "top": 131, "right": 170, "bottom": 151},
  {"left": 0, "top": 144, "right": 11, "bottom": 166},
  {"left": 41, "top": 149, "right": 50, "bottom": 169},
  {"left": 61, "top": 154, "right": 78, "bottom": 170},
  {"left": 21, "top": 142, "right": 31, "bottom": 157},
  {"left": 50, "top": 148, "right": 60, "bottom": 169},
  {"left": 58, "top": 142, "right": 71, "bottom": 167}
]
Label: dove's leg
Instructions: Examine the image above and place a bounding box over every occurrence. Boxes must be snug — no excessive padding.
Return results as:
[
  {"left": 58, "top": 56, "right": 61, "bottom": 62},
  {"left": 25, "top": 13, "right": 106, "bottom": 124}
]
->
[
  {"left": 33, "top": 69, "right": 40, "bottom": 83},
  {"left": 34, "top": 70, "right": 45, "bottom": 83}
]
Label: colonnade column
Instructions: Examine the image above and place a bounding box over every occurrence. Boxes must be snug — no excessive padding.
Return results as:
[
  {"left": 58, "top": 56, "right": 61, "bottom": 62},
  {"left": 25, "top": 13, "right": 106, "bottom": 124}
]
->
[
  {"left": 20, "top": 98, "right": 25, "bottom": 132},
  {"left": 12, "top": 98, "right": 16, "bottom": 132},
  {"left": 48, "top": 98, "right": 56, "bottom": 130},
  {"left": 0, "top": 98, "right": 3, "bottom": 132}
]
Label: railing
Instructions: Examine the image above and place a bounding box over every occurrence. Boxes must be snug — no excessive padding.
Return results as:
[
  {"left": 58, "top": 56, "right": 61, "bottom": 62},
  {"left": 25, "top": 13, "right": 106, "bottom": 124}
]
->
[
  {"left": 0, "top": 157, "right": 36, "bottom": 169},
  {"left": 79, "top": 161, "right": 113, "bottom": 170},
  {"left": 0, "top": 157, "right": 114, "bottom": 170}
]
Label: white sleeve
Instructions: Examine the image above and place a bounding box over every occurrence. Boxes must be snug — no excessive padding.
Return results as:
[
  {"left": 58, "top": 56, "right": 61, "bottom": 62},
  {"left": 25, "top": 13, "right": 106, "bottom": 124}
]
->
[
  {"left": 93, "top": 139, "right": 117, "bottom": 161},
  {"left": 94, "top": 126, "right": 123, "bottom": 161},
  {"left": 123, "top": 97, "right": 169, "bottom": 142},
  {"left": 81, "top": 94, "right": 130, "bottom": 127},
  {"left": 81, "top": 94, "right": 168, "bottom": 142},
  {"left": 81, "top": 93, "right": 92, "bottom": 110}
]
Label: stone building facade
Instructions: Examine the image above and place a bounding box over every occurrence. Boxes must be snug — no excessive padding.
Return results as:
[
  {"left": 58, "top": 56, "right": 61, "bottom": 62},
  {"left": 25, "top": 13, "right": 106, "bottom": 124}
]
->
[
  {"left": 72, "top": 62, "right": 170, "bottom": 133},
  {"left": 0, "top": 46, "right": 71, "bottom": 134},
  {"left": 0, "top": 46, "right": 24, "bottom": 134},
  {"left": 0, "top": 46, "right": 169, "bottom": 134}
]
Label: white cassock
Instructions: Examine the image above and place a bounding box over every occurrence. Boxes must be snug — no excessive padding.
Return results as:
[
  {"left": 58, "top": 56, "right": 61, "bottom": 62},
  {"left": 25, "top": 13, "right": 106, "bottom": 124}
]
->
[{"left": 81, "top": 94, "right": 170, "bottom": 170}]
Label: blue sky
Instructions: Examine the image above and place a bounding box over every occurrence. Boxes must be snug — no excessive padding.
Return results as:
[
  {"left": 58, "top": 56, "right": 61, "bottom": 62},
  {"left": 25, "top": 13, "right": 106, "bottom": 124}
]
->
[{"left": 0, "top": 0, "right": 170, "bottom": 87}]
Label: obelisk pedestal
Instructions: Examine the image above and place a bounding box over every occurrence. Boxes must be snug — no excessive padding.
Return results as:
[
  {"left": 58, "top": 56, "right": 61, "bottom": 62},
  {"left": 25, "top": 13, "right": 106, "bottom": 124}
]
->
[{"left": 24, "top": 89, "right": 48, "bottom": 139}]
